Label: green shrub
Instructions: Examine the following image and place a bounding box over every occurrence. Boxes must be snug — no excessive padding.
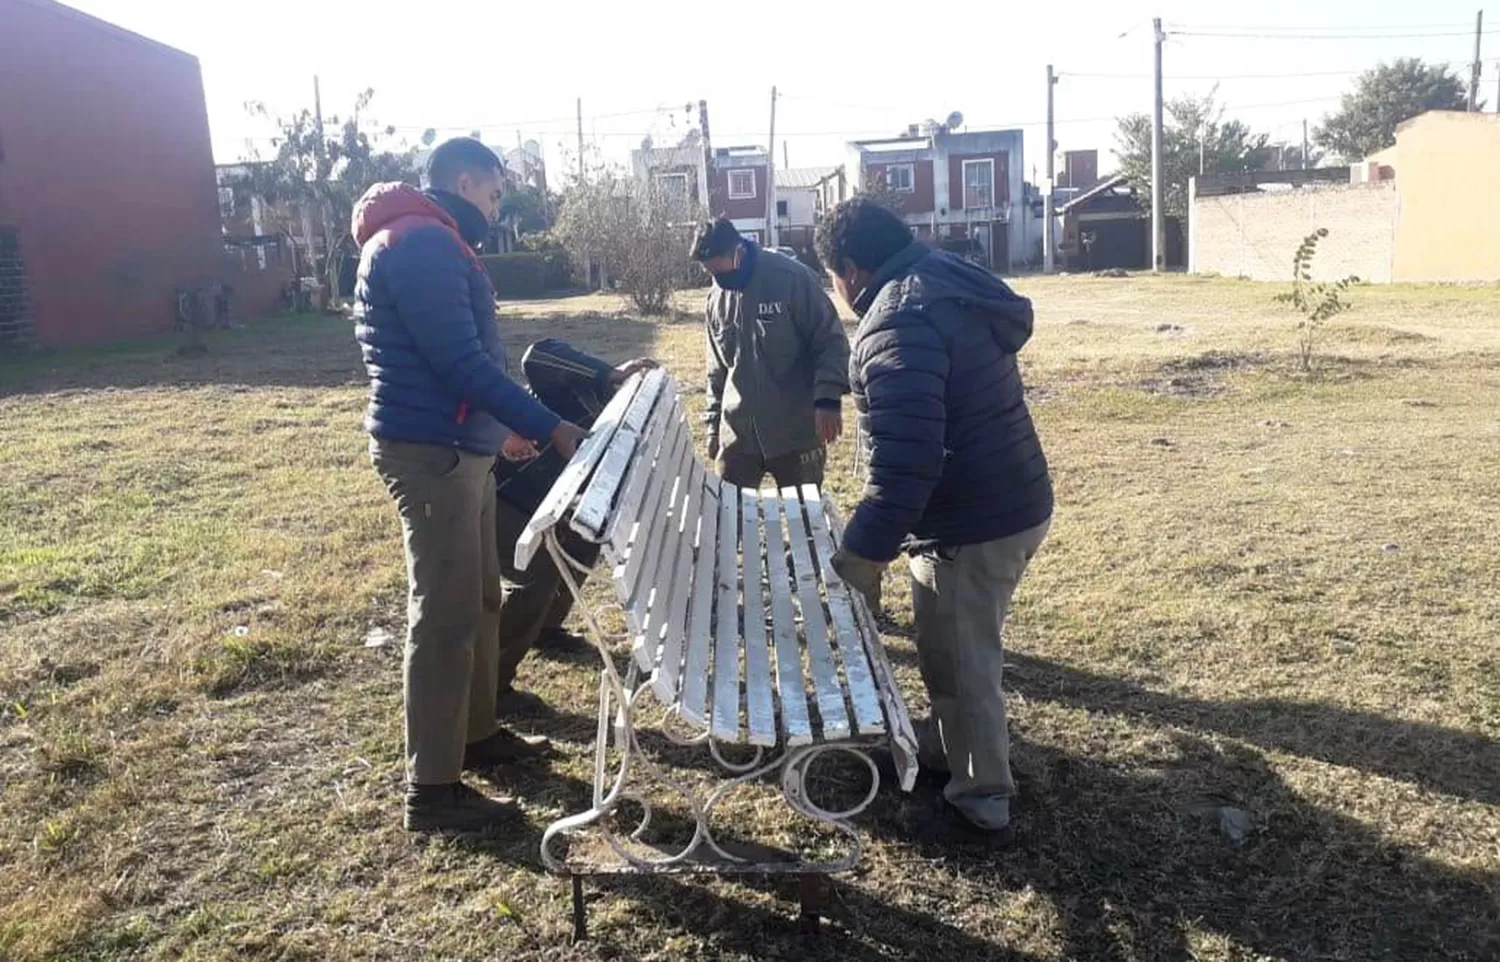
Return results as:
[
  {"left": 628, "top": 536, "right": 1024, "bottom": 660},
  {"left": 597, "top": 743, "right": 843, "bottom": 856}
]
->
[{"left": 480, "top": 253, "right": 547, "bottom": 299}]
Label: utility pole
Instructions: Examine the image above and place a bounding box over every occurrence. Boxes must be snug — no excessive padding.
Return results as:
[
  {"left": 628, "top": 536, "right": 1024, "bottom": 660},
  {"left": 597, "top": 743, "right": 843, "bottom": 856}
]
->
[
  {"left": 1301, "top": 119, "right": 1309, "bottom": 170},
  {"left": 1151, "top": 17, "right": 1165, "bottom": 273},
  {"left": 312, "top": 75, "right": 333, "bottom": 305},
  {"left": 1470, "top": 10, "right": 1484, "bottom": 112},
  {"left": 1043, "top": 64, "right": 1057, "bottom": 273},
  {"left": 767, "top": 85, "right": 779, "bottom": 248},
  {"left": 576, "top": 97, "right": 585, "bottom": 182}
]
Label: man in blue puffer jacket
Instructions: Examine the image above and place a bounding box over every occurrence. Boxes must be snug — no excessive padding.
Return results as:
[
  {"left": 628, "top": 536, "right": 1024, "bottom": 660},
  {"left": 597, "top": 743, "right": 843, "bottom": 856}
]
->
[
  {"left": 353, "top": 137, "right": 586, "bottom": 833},
  {"left": 816, "top": 198, "right": 1053, "bottom": 837}
]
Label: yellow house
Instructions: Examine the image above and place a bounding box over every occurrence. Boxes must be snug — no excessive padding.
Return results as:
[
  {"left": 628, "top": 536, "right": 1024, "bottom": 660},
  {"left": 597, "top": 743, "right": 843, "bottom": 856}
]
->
[{"left": 1384, "top": 111, "right": 1500, "bottom": 282}]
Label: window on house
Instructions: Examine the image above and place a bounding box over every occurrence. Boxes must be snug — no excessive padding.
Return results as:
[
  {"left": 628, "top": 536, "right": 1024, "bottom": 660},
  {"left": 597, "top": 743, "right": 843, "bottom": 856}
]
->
[
  {"left": 776, "top": 200, "right": 788, "bottom": 217},
  {"left": 885, "top": 164, "right": 915, "bottom": 192},
  {"left": 728, "top": 168, "right": 756, "bottom": 200},
  {"left": 218, "top": 187, "right": 235, "bottom": 220},
  {"left": 962, "top": 159, "right": 995, "bottom": 209},
  {"left": 655, "top": 172, "right": 690, "bottom": 211}
]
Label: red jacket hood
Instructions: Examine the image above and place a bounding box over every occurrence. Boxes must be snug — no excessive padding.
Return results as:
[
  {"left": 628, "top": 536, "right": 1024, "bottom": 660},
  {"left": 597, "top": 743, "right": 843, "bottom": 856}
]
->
[{"left": 351, "top": 183, "right": 456, "bottom": 246}]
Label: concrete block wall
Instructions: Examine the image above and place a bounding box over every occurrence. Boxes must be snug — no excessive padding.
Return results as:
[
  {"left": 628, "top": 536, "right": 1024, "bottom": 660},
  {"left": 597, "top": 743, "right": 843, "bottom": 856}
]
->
[
  {"left": 1190, "top": 183, "right": 1398, "bottom": 283},
  {"left": 0, "top": 226, "right": 35, "bottom": 349}
]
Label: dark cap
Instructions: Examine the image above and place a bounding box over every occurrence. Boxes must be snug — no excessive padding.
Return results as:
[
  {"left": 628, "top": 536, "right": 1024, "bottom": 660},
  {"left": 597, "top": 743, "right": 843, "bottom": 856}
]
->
[{"left": 689, "top": 218, "right": 741, "bottom": 261}]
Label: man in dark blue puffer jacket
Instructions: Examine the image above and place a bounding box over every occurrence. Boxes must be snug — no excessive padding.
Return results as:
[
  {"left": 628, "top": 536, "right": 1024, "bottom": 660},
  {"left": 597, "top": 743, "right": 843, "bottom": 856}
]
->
[
  {"left": 353, "top": 138, "right": 587, "bottom": 833},
  {"left": 816, "top": 198, "right": 1053, "bottom": 837}
]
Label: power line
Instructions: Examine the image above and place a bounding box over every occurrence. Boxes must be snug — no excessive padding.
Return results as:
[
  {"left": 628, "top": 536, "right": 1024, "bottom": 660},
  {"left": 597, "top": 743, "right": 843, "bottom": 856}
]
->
[
  {"left": 1171, "top": 27, "right": 1500, "bottom": 40},
  {"left": 1059, "top": 57, "right": 1495, "bottom": 81},
  {"left": 1168, "top": 20, "right": 1475, "bottom": 33}
]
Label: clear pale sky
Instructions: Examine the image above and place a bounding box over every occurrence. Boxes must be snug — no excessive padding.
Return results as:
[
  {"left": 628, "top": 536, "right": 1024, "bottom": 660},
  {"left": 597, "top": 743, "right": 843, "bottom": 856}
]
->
[{"left": 61, "top": 0, "right": 1498, "bottom": 178}]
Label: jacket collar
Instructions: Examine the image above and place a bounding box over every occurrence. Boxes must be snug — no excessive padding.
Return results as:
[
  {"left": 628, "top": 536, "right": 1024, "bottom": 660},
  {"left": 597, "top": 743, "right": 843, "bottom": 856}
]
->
[
  {"left": 853, "top": 241, "right": 930, "bottom": 317},
  {"left": 425, "top": 189, "right": 491, "bottom": 248},
  {"left": 714, "top": 239, "right": 760, "bottom": 291}
]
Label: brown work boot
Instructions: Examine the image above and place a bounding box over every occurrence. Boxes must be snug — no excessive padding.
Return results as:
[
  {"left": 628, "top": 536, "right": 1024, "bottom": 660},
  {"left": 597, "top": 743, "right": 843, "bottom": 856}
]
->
[
  {"left": 404, "top": 781, "right": 518, "bottom": 833},
  {"left": 462, "top": 726, "right": 551, "bottom": 771}
]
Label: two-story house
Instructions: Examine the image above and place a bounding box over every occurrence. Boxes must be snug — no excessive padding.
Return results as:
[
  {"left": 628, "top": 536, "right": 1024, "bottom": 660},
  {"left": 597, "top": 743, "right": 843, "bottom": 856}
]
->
[
  {"left": 847, "top": 124, "right": 1025, "bottom": 272},
  {"left": 632, "top": 143, "right": 776, "bottom": 243}
]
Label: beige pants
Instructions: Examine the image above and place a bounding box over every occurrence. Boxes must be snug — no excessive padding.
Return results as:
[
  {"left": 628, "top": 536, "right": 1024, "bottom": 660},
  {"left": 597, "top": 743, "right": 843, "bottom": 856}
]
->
[
  {"left": 371, "top": 439, "right": 503, "bottom": 785},
  {"left": 908, "top": 520, "right": 1050, "bottom": 804}
]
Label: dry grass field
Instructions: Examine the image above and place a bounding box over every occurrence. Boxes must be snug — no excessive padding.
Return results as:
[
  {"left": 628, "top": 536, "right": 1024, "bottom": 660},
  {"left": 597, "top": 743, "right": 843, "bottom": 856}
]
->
[{"left": 0, "top": 274, "right": 1496, "bottom": 961}]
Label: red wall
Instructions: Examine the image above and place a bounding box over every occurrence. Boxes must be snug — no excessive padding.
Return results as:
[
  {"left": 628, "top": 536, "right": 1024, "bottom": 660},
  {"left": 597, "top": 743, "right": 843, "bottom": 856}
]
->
[
  {"left": 711, "top": 165, "right": 769, "bottom": 220},
  {"left": 947, "top": 152, "right": 1010, "bottom": 211},
  {"left": 0, "top": 0, "right": 223, "bottom": 347},
  {"left": 865, "top": 160, "right": 935, "bottom": 214}
]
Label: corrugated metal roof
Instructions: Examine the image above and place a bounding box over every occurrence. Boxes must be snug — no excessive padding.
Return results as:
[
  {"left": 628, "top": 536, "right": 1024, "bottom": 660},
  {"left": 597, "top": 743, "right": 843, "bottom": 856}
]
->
[{"left": 775, "top": 166, "right": 839, "bottom": 189}]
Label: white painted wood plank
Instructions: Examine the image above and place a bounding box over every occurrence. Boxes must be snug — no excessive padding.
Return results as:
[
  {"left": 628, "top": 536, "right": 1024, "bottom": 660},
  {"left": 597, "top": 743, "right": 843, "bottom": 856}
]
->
[
  {"left": 677, "top": 477, "right": 722, "bottom": 728},
  {"left": 601, "top": 381, "right": 676, "bottom": 563},
  {"left": 569, "top": 370, "right": 667, "bottom": 538},
  {"left": 801, "top": 486, "right": 885, "bottom": 736},
  {"left": 780, "top": 487, "right": 850, "bottom": 741},
  {"left": 710, "top": 487, "right": 742, "bottom": 743},
  {"left": 823, "top": 497, "right": 919, "bottom": 792},
  {"left": 569, "top": 429, "right": 638, "bottom": 541},
  {"left": 614, "top": 415, "right": 688, "bottom": 628},
  {"left": 514, "top": 369, "right": 644, "bottom": 570},
  {"left": 761, "top": 493, "right": 813, "bottom": 747},
  {"left": 648, "top": 458, "right": 704, "bottom": 701},
  {"left": 626, "top": 430, "right": 692, "bottom": 667},
  {"left": 740, "top": 490, "right": 776, "bottom": 747}
]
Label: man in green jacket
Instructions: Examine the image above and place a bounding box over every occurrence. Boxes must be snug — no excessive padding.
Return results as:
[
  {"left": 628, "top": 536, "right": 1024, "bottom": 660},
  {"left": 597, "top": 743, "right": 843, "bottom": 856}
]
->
[{"left": 691, "top": 219, "right": 849, "bottom": 488}]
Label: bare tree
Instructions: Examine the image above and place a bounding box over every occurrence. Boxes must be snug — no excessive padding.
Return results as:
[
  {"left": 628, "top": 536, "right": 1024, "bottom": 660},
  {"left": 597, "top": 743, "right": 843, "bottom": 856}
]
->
[{"left": 553, "top": 171, "right": 704, "bottom": 315}]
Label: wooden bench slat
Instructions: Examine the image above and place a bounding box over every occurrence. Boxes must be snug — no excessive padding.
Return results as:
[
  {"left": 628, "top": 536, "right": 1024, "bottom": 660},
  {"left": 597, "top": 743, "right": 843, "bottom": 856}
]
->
[
  {"left": 677, "top": 477, "right": 722, "bottom": 727},
  {"left": 761, "top": 493, "right": 814, "bottom": 746},
  {"left": 570, "top": 370, "right": 667, "bottom": 539},
  {"left": 780, "top": 487, "right": 851, "bottom": 741},
  {"left": 710, "top": 487, "right": 743, "bottom": 742},
  {"left": 647, "top": 458, "right": 704, "bottom": 696},
  {"left": 514, "top": 368, "right": 646, "bottom": 570},
  {"left": 739, "top": 490, "right": 777, "bottom": 748},
  {"left": 626, "top": 426, "right": 693, "bottom": 664},
  {"left": 801, "top": 486, "right": 886, "bottom": 737},
  {"left": 616, "top": 415, "right": 688, "bottom": 632},
  {"left": 602, "top": 375, "right": 678, "bottom": 561},
  {"left": 822, "top": 497, "right": 919, "bottom": 790}
]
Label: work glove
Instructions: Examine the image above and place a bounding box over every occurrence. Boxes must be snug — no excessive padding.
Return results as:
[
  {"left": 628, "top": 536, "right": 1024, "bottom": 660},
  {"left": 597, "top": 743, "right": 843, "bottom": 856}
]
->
[{"left": 831, "top": 547, "right": 885, "bottom": 613}]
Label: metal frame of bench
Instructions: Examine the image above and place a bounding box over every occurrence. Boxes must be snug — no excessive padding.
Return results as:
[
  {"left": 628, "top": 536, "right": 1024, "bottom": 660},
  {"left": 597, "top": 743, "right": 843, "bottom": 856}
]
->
[{"left": 516, "top": 368, "right": 917, "bottom": 940}]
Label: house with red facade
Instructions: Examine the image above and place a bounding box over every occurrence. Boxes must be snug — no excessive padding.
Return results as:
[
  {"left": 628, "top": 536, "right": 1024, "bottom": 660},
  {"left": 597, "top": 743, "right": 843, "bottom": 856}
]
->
[
  {"left": 0, "top": 0, "right": 225, "bottom": 348},
  {"left": 847, "top": 124, "right": 1026, "bottom": 272},
  {"left": 632, "top": 142, "right": 777, "bottom": 243}
]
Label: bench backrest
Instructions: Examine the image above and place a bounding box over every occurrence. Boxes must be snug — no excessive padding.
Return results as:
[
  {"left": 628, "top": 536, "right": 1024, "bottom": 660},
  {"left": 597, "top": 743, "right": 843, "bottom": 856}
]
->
[{"left": 518, "top": 370, "right": 916, "bottom": 769}]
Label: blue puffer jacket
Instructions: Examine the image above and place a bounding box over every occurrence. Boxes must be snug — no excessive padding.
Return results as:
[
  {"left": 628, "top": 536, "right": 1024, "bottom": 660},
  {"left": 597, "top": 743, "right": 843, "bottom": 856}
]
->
[
  {"left": 352, "top": 183, "right": 559, "bottom": 455},
  {"left": 843, "top": 243, "right": 1053, "bottom": 562}
]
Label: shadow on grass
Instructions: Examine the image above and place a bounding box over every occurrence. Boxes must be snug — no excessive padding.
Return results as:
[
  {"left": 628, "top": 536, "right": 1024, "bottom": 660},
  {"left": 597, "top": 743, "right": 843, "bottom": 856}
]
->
[{"left": 459, "top": 666, "right": 1500, "bottom": 960}]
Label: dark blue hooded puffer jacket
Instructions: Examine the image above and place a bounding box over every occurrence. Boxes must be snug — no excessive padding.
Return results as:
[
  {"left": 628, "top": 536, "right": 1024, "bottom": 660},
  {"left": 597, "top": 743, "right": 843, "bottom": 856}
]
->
[
  {"left": 842, "top": 243, "right": 1053, "bottom": 562},
  {"left": 351, "top": 183, "right": 559, "bottom": 456}
]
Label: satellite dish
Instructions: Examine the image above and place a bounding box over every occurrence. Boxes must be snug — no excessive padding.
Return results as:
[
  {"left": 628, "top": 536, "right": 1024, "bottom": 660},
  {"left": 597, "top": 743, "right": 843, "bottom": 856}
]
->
[{"left": 946, "top": 110, "right": 964, "bottom": 130}]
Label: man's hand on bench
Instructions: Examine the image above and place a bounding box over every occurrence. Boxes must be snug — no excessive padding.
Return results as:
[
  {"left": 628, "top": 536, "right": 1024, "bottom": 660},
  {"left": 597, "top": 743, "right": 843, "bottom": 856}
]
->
[
  {"left": 550, "top": 420, "right": 589, "bottom": 458},
  {"left": 832, "top": 547, "right": 885, "bottom": 611},
  {"left": 607, "top": 357, "right": 660, "bottom": 389}
]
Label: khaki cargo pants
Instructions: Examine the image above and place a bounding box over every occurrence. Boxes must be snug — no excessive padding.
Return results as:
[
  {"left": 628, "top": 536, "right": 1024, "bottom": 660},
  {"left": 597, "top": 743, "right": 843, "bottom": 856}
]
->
[
  {"left": 909, "top": 520, "right": 1050, "bottom": 805},
  {"left": 371, "top": 439, "right": 503, "bottom": 786}
]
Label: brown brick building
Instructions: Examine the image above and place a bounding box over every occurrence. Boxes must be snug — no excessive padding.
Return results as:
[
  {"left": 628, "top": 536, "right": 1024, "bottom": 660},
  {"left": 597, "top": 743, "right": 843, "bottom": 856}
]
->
[{"left": 0, "top": 0, "right": 222, "bottom": 349}]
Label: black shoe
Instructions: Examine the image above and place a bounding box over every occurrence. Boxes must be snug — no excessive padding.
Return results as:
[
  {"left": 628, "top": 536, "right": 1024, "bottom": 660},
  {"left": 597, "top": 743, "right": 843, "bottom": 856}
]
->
[
  {"left": 405, "top": 781, "right": 518, "bottom": 833},
  {"left": 462, "top": 727, "right": 551, "bottom": 770},
  {"left": 870, "top": 746, "right": 949, "bottom": 788},
  {"left": 537, "top": 627, "right": 590, "bottom": 655}
]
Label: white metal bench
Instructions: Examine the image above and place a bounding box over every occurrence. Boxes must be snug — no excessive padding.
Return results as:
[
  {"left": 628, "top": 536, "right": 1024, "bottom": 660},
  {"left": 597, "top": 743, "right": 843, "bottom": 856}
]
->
[{"left": 515, "top": 367, "right": 917, "bottom": 939}]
